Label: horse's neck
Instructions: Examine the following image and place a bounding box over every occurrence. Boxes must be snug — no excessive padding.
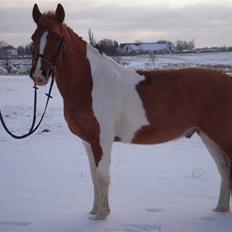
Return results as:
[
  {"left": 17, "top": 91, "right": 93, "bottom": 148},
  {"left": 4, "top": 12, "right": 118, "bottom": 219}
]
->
[
  {"left": 56, "top": 35, "right": 93, "bottom": 108},
  {"left": 56, "top": 34, "right": 143, "bottom": 108}
]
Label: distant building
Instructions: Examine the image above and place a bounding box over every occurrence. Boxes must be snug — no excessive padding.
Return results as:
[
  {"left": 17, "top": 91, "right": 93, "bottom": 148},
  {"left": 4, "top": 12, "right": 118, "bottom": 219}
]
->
[
  {"left": 0, "top": 45, "right": 18, "bottom": 58},
  {"left": 120, "top": 42, "right": 176, "bottom": 55}
]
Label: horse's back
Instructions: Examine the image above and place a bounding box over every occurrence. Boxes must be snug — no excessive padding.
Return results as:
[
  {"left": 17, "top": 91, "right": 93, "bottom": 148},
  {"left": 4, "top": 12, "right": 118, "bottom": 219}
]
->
[{"left": 136, "top": 68, "right": 232, "bottom": 113}]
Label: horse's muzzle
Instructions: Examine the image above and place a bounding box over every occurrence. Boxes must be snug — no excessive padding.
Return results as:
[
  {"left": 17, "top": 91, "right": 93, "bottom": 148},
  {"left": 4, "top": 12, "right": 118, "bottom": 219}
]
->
[{"left": 30, "top": 72, "right": 49, "bottom": 86}]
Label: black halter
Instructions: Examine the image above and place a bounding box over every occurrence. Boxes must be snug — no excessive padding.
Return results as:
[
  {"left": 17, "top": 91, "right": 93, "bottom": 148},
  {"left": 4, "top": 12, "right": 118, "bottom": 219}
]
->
[
  {"left": 33, "top": 37, "right": 65, "bottom": 78},
  {"left": 0, "top": 37, "right": 64, "bottom": 139}
]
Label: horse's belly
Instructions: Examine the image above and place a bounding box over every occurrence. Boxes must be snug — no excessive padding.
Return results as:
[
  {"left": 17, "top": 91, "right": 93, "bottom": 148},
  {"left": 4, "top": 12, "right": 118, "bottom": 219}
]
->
[
  {"left": 115, "top": 124, "right": 175, "bottom": 144},
  {"left": 131, "top": 125, "right": 185, "bottom": 144},
  {"left": 115, "top": 121, "right": 194, "bottom": 145}
]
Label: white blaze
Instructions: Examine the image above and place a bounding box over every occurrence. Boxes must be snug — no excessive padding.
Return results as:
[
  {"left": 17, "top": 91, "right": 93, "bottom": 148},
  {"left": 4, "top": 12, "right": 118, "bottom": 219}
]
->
[{"left": 33, "top": 31, "right": 48, "bottom": 77}]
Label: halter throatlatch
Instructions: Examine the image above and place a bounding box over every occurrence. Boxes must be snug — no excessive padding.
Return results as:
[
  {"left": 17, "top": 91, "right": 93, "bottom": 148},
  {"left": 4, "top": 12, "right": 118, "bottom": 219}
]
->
[{"left": 0, "top": 37, "right": 64, "bottom": 139}]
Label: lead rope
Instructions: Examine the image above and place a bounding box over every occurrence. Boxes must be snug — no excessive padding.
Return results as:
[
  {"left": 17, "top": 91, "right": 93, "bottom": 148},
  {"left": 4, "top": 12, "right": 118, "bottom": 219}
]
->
[
  {"left": 0, "top": 37, "right": 64, "bottom": 139},
  {"left": 0, "top": 73, "right": 55, "bottom": 139}
]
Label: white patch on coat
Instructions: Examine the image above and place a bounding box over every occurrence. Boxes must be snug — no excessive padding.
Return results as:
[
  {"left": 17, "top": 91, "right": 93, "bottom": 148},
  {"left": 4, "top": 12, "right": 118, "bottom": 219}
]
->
[
  {"left": 86, "top": 45, "right": 149, "bottom": 218},
  {"left": 33, "top": 31, "right": 48, "bottom": 77},
  {"left": 87, "top": 44, "right": 149, "bottom": 145}
]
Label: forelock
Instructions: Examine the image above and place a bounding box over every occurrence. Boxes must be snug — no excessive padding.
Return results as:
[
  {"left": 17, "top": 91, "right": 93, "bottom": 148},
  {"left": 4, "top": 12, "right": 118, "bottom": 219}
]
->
[{"left": 37, "top": 12, "right": 65, "bottom": 35}]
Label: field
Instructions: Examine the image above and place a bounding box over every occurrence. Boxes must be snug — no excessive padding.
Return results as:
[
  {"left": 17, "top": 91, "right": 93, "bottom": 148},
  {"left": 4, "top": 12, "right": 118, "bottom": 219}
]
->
[
  {"left": 0, "top": 52, "right": 232, "bottom": 232},
  {"left": 1, "top": 51, "right": 232, "bottom": 75},
  {"left": 117, "top": 51, "right": 232, "bottom": 75}
]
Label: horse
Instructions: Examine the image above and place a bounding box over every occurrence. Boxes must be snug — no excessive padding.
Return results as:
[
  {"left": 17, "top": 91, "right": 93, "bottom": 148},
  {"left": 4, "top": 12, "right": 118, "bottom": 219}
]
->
[{"left": 30, "top": 3, "right": 232, "bottom": 220}]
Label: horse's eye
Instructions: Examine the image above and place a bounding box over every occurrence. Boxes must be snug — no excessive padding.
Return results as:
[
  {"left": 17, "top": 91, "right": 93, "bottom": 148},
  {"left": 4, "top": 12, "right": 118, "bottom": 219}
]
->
[{"left": 55, "top": 37, "right": 60, "bottom": 42}]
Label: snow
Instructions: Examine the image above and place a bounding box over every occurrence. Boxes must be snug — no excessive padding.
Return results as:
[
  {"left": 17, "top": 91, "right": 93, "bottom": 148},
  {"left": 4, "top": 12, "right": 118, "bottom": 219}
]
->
[
  {"left": 0, "top": 59, "right": 31, "bottom": 75},
  {"left": 0, "top": 74, "right": 232, "bottom": 231},
  {"left": 117, "top": 51, "right": 232, "bottom": 72}
]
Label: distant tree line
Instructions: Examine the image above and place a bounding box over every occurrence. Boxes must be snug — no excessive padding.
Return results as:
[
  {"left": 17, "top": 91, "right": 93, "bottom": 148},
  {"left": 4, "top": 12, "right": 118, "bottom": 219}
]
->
[
  {"left": 88, "top": 29, "right": 197, "bottom": 56},
  {"left": 176, "top": 39, "right": 195, "bottom": 51},
  {"left": 17, "top": 43, "right": 32, "bottom": 56},
  {"left": 0, "top": 40, "right": 32, "bottom": 57},
  {"left": 88, "top": 29, "right": 119, "bottom": 56}
]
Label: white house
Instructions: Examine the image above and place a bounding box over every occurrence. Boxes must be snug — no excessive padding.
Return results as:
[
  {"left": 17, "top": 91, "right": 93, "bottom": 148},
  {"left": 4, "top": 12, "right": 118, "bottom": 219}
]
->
[{"left": 120, "top": 42, "right": 176, "bottom": 54}]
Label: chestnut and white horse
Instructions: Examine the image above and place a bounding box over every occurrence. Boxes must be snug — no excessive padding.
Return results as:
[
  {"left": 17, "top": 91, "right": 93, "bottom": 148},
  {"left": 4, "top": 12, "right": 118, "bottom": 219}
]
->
[{"left": 31, "top": 4, "right": 232, "bottom": 219}]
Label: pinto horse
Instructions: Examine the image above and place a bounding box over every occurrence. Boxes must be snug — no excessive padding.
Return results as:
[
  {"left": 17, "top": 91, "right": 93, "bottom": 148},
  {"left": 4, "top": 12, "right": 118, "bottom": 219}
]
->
[{"left": 30, "top": 4, "right": 232, "bottom": 220}]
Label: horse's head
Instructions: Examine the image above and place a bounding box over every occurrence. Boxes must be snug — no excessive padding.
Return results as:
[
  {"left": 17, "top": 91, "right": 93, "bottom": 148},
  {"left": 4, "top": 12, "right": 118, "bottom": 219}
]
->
[{"left": 30, "top": 4, "right": 65, "bottom": 86}]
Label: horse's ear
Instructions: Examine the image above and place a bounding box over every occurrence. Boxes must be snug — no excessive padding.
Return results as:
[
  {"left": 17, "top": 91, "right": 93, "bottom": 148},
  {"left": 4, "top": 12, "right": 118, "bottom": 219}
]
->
[
  {"left": 55, "top": 3, "right": 65, "bottom": 24},
  {"left": 32, "top": 4, "right": 41, "bottom": 24}
]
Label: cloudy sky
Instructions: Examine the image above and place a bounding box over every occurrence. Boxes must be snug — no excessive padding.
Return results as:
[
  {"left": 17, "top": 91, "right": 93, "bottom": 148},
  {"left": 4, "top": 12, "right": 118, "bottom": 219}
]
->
[{"left": 0, "top": 0, "right": 232, "bottom": 48}]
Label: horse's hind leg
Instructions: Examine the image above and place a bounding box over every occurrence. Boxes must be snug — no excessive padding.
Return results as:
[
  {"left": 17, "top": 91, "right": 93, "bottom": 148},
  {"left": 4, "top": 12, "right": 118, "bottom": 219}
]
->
[{"left": 199, "top": 132, "right": 231, "bottom": 212}]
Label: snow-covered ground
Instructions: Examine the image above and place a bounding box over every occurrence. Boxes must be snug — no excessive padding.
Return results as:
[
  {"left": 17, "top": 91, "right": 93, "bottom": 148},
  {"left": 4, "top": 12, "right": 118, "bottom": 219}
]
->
[
  {"left": 0, "top": 59, "right": 31, "bottom": 75},
  {"left": 0, "top": 73, "right": 232, "bottom": 232}
]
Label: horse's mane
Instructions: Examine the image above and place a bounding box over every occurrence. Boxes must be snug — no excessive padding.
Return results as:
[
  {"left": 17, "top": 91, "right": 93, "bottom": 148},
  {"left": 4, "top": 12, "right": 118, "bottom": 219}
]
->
[{"left": 37, "top": 11, "right": 105, "bottom": 57}]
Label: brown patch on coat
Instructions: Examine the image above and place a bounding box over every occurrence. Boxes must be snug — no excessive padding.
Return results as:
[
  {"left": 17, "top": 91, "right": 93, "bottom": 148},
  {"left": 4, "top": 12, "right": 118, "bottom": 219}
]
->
[
  {"left": 31, "top": 10, "right": 103, "bottom": 166},
  {"left": 57, "top": 28, "right": 103, "bottom": 166},
  {"left": 133, "top": 69, "right": 232, "bottom": 160}
]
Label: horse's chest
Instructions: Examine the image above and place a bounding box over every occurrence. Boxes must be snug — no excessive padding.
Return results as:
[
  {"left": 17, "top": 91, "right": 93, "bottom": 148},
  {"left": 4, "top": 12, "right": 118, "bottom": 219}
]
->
[{"left": 64, "top": 107, "right": 100, "bottom": 142}]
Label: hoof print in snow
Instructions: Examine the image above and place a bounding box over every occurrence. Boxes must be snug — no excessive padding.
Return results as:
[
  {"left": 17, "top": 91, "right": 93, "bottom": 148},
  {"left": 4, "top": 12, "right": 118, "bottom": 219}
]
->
[
  {"left": 0, "top": 221, "right": 31, "bottom": 226},
  {"left": 199, "top": 217, "right": 216, "bottom": 221},
  {"left": 145, "top": 208, "right": 163, "bottom": 213},
  {"left": 122, "top": 224, "right": 162, "bottom": 232},
  {"left": 41, "top": 129, "right": 50, "bottom": 133}
]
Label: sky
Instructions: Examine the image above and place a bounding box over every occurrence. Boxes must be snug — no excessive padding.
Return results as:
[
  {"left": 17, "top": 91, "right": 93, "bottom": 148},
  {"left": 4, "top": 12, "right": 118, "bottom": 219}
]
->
[{"left": 0, "top": 0, "right": 232, "bottom": 48}]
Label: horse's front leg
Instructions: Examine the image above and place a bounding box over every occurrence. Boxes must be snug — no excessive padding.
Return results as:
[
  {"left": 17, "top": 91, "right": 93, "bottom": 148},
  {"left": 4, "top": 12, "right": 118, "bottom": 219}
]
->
[
  {"left": 84, "top": 136, "right": 113, "bottom": 220},
  {"left": 83, "top": 141, "right": 98, "bottom": 215},
  {"left": 95, "top": 139, "right": 112, "bottom": 220}
]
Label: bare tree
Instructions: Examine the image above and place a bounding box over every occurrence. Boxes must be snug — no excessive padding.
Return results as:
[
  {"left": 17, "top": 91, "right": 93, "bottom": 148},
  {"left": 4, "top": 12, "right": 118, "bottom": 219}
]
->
[
  {"left": 17, "top": 43, "right": 32, "bottom": 56},
  {"left": 0, "top": 40, "right": 8, "bottom": 48},
  {"left": 88, "top": 28, "right": 96, "bottom": 46},
  {"left": 176, "top": 39, "right": 195, "bottom": 51},
  {"left": 98, "top": 39, "right": 119, "bottom": 56}
]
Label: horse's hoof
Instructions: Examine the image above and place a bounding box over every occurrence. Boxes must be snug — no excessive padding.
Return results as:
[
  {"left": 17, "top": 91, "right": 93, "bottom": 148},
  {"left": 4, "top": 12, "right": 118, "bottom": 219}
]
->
[
  {"left": 89, "top": 209, "right": 97, "bottom": 215},
  {"left": 88, "top": 214, "right": 108, "bottom": 220},
  {"left": 212, "top": 207, "right": 230, "bottom": 213},
  {"left": 95, "top": 213, "right": 109, "bottom": 220},
  {"left": 88, "top": 214, "right": 97, "bottom": 220},
  {"left": 88, "top": 209, "right": 110, "bottom": 220}
]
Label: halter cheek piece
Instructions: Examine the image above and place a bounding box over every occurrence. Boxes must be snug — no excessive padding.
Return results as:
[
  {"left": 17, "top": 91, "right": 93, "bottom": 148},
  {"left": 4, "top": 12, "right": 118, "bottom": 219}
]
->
[
  {"left": 0, "top": 37, "right": 65, "bottom": 139},
  {"left": 32, "top": 37, "right": 65, "bottom": 80},
  {"left": 37, "top": 54, "right": 54, "bottom": 78}
]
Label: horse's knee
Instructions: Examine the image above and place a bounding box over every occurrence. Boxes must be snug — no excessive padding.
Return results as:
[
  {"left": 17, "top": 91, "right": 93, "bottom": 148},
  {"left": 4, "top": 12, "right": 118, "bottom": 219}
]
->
[{"left": 96, "top": 164, "right": 110, "bottom": 186}]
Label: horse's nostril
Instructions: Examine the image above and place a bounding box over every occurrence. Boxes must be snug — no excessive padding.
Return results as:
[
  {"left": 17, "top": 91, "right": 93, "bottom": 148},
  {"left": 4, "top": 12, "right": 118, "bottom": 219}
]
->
[{"left": 38, "top": 77, "right": 44, "bottom": 82}]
